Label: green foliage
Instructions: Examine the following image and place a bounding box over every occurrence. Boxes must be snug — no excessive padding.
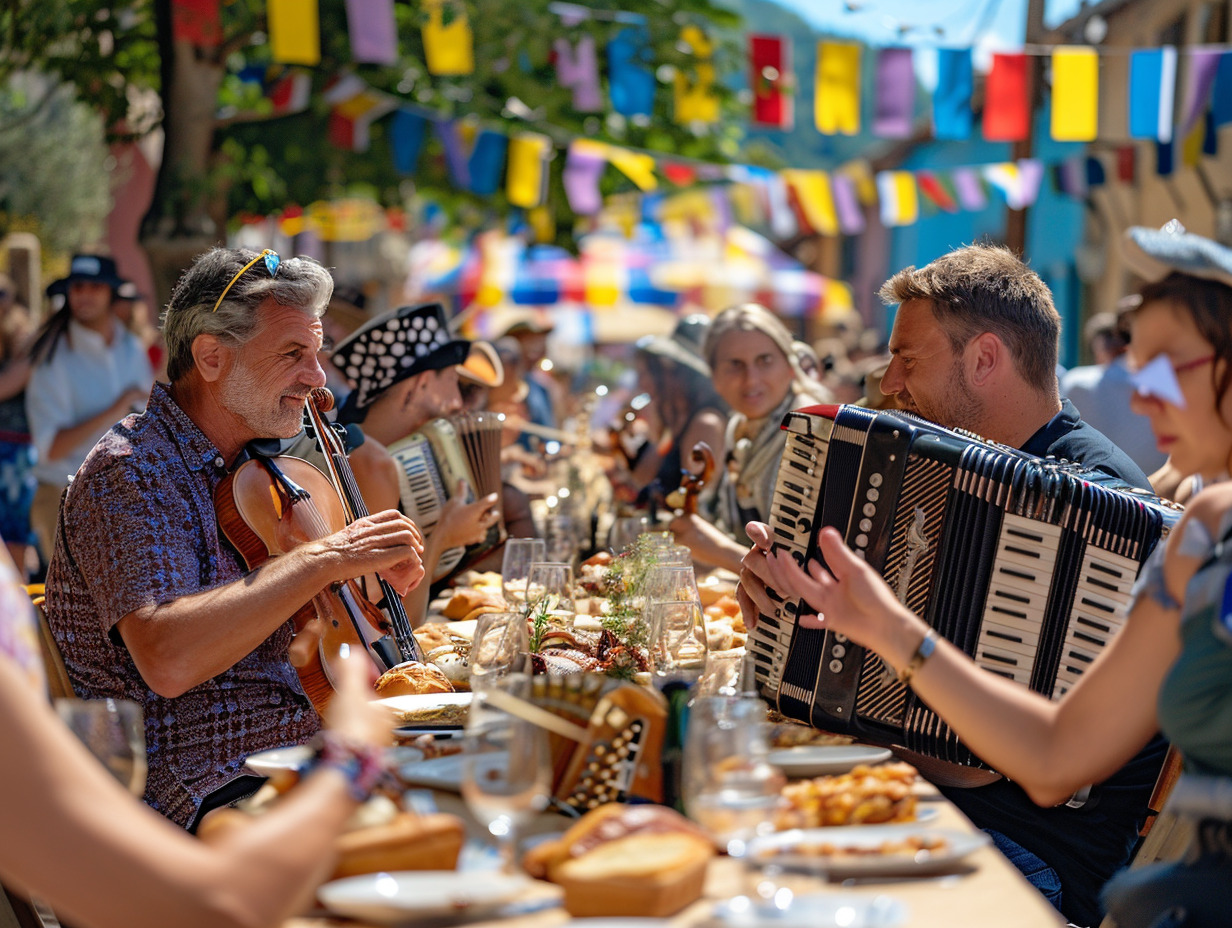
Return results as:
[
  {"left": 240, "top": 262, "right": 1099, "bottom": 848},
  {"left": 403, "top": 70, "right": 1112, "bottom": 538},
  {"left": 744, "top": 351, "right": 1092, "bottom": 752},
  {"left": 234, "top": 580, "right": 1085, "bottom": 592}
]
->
[{"left": 0, "top": 75, "right": 112, "bottom": 253}]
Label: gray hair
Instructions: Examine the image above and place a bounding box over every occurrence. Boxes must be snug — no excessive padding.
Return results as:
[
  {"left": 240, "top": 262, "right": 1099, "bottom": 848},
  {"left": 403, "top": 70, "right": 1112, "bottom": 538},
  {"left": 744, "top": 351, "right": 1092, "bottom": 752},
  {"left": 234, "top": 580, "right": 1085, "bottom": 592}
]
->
[
  {"left": 704, "top": 303, "right": 808, "bottom": 380},
  {"left": 161, "top": 247, "right": 333, "bottom": 383}
]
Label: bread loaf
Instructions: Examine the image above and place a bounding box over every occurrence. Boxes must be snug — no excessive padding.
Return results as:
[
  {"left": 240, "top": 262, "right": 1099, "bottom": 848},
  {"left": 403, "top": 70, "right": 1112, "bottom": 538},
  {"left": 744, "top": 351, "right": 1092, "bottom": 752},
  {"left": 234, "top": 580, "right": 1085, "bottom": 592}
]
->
[
  {"left": 524, "top": 803, "right": 714, "bottom": 918},
  {"left": 373, "top": 661, "right": 454, "bottom": 697},
  {"left": 332, "top": 811, "right": 465, "bottom": 878},
  {"left": 442, "top": 589, "right": 503, "bottom": 620}
]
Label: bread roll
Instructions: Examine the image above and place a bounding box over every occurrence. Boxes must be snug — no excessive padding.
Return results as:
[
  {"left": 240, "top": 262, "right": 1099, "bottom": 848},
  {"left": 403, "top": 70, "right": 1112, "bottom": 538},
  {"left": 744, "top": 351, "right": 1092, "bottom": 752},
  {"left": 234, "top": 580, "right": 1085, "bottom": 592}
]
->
[
  {"left": 525, "top": 803, "right": 714, "bottom": 917},
  {"left": 332, "top": 811, "right": 465, "bottom": 878},
  {"left": 374, "top": 661, "right": 454, "bottom": 697},
  {"left": 442, "top": 589, "right": 502, "bottom": 619}
]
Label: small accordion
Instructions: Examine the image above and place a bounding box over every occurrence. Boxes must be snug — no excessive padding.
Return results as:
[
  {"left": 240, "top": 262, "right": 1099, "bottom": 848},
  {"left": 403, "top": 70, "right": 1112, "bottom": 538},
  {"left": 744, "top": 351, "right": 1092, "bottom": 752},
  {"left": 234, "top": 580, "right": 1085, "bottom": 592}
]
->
[
  {"left": 386, "top": 413, "right": 506, "bottom": 580},
  {"left": 749, "top": 404, "right": 1181, "bottom": 768}
]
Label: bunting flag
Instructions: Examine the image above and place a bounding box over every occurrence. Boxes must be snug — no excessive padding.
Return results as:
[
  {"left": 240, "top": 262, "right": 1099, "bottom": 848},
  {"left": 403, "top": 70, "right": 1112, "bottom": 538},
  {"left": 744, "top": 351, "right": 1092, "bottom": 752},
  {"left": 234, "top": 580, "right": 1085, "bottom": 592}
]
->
[
  {"left": 467, "top": 131, "right": 509, "bottom": 197},
  {"left": 1156, "top": 140, "right": 1175, "bottom": 176},
  {"left": 1116, "top": 146, "right": 1136, "bottom": 182},
  {"left": 816, "top": 41, "right": 861, "bottom": 135},
  {"left": 934, "top": 48, "right": 973, "bottom": 140},
  {"left": 877, "top": 171, "right": 918, "bottom": 227},
  {"left": 390, "top": 109, "right": 429, "bottom": 175},
  {"left": 873, "top": 47, "right": 915, "bottom": 138},
  {"left": 916, "top": 171, "right": 958, "bottom": 212},
  {"left": 344, "top": 0, "right": 397, "bottom": 64},
  {"left": 554, "top": 36, "right": 603, "bottom": 112},
  {"left": 268, "top": 70, "right": 312, "bottom": 115},
  {"left": 983, "top": 53, "right": 1029, "bottom": 141},
  {"left": 663, "top": 162, "right": 697, "bottom": 186},
  {"left": 782, "top": 170, "right": 839, "bottom": 236},
  {"left": 563, "top": 140, "right": 606, "bottom": 214},
  {"left": 1051, "top": 47, "right": 1099, "bottom": 141},
  {"left": 1128, "top": 47, "right": 1177, "bottom": 142},
  {"left": 983, "top": 160, "right": 1044, "bottom": 210},
  {"left": 1053, "top": 157, "right": 1088, "bottom": 198},
  {"left": 609, "top": 27, "right": 655, "bottom": 117},
  {"left": 951, "top": 167, "right": 987, "bottom": 211},
  {"left": 749, "top": 35, "right": 793, "bottom": 128},
  {"left": 675, "top": 26, "right": 720, "bottom": 124},
  {"left": 830, "top": 173, "right": 865, "bottom": 234},
  {"left": 326, "top": 86, "right": 396, "bottom": 152},
  {"left": 1213, "top": 52, "right": 1232, "bottom": 126},
  {"left": 506, "top": 133, "right": 552, "bottom": 208},
  {"left": 434, "top": 119, "right": 470, "bottom": 188},
  {"left": 268, "top": 0, "right": 320, "bottom": 65},
  {"left": 607, "top": 146, "right": 658, "bottom": 191},
  {"left": 1086, "top": 154, "right": 1107, "bottom": 187},
  {"left": 839, "top": 160, "right": 878, "bottom": 205},
  {"left": 422, "top": 0, "right": 474, "bottom": 76},
  {"left": 171, "top": 0, "right": 221, "bottom": 46},
  {"left": 1180, "top": 117, "right": 1206, "bottom": 168},
  {"left": 1178, "top": 49, "right": 1223, "bottom": 135}
]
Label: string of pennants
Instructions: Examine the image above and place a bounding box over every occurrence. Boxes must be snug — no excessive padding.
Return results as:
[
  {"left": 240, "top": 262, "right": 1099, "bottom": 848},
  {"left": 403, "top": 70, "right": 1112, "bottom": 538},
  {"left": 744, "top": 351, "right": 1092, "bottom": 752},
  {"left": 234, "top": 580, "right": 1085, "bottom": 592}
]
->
[{"left": 174, "top": 0, "right": 1232, "bottom": 144}]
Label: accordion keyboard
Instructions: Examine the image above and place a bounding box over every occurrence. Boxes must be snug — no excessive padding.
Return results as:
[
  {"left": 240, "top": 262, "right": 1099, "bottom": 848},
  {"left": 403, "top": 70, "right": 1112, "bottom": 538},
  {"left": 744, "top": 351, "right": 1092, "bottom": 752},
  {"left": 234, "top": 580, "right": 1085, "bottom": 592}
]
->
[
  {"left": 1052, "top": 547, "right": 1138, "bottom": 697},
  {"left": 391, "top": 435, "right": 447, "bottom": 531}
]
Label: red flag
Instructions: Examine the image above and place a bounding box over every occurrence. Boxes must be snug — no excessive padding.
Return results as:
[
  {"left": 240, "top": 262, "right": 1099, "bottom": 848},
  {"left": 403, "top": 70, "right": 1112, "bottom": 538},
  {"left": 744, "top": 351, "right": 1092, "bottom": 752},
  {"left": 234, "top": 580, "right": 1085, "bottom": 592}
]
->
[
  {"left": 916, "top": 172, "right": 958, "bottom": 212},
  {"left": 983, "top": 53, "right": 1029, "bottom": 141},
  {"left": 749, "top": 35, "right": 793, "bottom": 129},
  {"left": 664, "top": 162, "right": 697, "bottom": 186},
  {"left": 1116, "top": 146, "right": 1137, "bottom": 183},
  {"left": 171, "top": 0, "right": 221, "bottom": 46}
]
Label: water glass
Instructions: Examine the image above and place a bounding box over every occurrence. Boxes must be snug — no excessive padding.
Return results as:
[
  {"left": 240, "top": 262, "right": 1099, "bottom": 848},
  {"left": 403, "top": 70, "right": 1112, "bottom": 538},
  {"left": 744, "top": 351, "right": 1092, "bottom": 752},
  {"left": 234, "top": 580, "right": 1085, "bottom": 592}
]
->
[
  {"left": 642, "top": 564, "right": 701, "bottom": 607},
  {"left": 55, "top": 697, "right": 148, "bottom": 796},
  {"left": 469, "top": 612, "right": 530, "bottom": 687},
  {"left": 682, "top": 695, "right": 784, "bottom": 854},
  {"left": 525, "top": 562, "right": 576, "bottom": 628},
  {"left": 500, "top": 537, "right": 546, "bottom": 607},
  {"left": 607, "top": 514, "right": 650, "bottom": 553},
  {"left": 461, "top": 677, "right": 553, "bottom": 873},
  {"left": 543, "top": 513, "right": 580, "bottom": 565},
  {"left": 645, "top": 599, "right": 709, "bottom": 677}
]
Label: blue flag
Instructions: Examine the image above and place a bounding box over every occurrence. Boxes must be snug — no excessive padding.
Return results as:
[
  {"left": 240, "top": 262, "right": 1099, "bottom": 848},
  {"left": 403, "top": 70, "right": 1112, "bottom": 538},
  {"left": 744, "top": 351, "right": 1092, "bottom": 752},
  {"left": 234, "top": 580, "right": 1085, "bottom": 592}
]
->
[{"left": 934, "top": 48, "right": 973, "bottom": 140}]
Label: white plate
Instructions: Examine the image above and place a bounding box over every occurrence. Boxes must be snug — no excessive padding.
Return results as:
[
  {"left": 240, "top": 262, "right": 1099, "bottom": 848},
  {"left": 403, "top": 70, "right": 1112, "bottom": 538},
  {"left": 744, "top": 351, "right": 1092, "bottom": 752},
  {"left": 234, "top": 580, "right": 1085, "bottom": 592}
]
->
[
  {"left": 317, "top": 870, "right": 532, "bottom": 923},
  {"left": 376, "top": 692, "right": 473, "bottom": 728},
  {"left": 767, "top": 745, "right": 893, "bottom": 777},
  {"left": 744, "top": 825, "right": 989, "bottom": 877},
  {"left": 396, "top": 750, "right": 468, "bottom": 792},
  {"left": 712, "top": 892, "right": 907, "bottom": 927},
  {"left": 243, "top": 745, "right": 313, "bottom": 778}
]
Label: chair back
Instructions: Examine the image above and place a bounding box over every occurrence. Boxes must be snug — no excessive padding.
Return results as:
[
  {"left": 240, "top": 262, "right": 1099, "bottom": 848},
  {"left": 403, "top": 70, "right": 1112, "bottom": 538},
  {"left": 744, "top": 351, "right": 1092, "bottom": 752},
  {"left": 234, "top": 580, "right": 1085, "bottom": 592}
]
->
[{"left": 25, "top": 585, "right": 75, "bottom": 700}]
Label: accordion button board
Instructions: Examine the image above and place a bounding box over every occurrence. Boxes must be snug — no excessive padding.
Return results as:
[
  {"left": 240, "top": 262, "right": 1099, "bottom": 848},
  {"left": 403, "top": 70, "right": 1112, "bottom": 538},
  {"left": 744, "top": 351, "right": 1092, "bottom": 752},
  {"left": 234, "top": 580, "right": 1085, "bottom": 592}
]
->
[{"left": 749, "top": 404, "right": 1181, "bottom": 769}]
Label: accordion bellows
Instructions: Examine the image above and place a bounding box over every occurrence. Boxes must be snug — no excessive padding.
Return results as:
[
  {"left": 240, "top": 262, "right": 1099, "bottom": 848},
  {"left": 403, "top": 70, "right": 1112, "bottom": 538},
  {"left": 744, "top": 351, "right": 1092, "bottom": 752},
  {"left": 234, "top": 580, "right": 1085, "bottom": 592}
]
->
[{"left": 749, "top": 404, "right": 1181, "bottom": 768}]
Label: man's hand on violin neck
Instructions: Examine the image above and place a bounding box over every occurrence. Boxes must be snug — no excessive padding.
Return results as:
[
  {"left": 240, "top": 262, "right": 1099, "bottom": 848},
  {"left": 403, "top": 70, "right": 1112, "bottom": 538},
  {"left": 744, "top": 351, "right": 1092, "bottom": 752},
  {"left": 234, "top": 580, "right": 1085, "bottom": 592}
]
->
[{"left": 312, "top": 510, "right": 426, "bottom": 595}]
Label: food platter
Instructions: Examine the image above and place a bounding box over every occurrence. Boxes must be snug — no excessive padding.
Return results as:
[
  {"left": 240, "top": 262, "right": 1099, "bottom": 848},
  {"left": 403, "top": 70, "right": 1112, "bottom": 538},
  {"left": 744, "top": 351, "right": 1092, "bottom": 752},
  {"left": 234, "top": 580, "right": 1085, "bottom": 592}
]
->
[
  {"left": 743, "top": 825, "right": 989, "bottom": 878},
  {"left": 317, "top": 870, "right": 534, "bottom": 923},
  {"left": 767, "top": 745, "right": 893, "bottom": 778},
  {"left": 376, "top": 692, "right": 472, "bottom": 729}
]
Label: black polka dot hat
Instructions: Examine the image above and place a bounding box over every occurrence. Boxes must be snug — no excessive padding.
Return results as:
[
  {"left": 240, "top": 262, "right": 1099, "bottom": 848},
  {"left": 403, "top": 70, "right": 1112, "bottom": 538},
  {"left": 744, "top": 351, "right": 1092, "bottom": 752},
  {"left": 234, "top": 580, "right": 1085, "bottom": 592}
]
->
[{"left": 330, "top": 301, "right": 470, "bottom": 421}]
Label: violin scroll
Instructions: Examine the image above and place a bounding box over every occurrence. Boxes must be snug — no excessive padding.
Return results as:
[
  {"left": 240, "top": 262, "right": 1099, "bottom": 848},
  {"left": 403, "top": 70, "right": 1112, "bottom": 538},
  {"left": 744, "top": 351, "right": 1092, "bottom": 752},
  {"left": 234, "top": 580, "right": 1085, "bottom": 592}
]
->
[
  {"left": 679, "top": 442, "right": 715, "bottom": 516},
  {"left": 309, "top": 387, "right": 335, "bottom": 415}
]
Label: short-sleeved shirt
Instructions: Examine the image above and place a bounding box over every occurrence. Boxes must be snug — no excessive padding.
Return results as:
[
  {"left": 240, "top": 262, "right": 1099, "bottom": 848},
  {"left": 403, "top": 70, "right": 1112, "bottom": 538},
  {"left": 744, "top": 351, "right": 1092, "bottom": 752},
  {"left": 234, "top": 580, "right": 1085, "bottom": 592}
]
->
[
  {"left": 45, "top": 383, "right": 319, "bottom": 827},
  {"left": 0, "top": 547, "right": 45, "bottom": 695}
]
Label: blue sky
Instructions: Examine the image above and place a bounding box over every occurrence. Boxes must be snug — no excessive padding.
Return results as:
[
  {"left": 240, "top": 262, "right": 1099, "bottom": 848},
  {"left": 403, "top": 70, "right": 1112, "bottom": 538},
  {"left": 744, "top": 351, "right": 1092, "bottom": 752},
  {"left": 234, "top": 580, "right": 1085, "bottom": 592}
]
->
[{"left": 771, "top": 0, "right": 1088, "bottom": 84}]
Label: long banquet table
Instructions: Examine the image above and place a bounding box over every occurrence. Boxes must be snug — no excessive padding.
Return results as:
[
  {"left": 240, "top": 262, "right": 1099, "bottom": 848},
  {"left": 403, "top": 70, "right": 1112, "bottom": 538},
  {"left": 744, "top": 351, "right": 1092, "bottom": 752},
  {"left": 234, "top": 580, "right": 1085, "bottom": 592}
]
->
[{"left": 284, "top": 777, "right": 1067, "bottom": 928}]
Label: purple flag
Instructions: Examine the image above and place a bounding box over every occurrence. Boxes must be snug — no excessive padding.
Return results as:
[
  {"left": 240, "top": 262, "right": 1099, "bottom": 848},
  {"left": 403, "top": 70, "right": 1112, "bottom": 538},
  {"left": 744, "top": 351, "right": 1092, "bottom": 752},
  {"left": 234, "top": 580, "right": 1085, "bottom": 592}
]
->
[
  {"left": 554, "top": 36, "right": 603, "bottom": 112},
  {"left": 344, "top": 0, "right": 397, "bottom": 65},
  {"left": 1179, "top": 49, "right": 1223, "bottom": 135},
  {"left": 951, "top": 167, "right": 987, "bottom": 211},
  {"left": 433, "top": 119, "right": 470, "bottom": 189},
  {"left": 831, "top": 174, "right": 865, "bottom": 234},
  {"left": 1016, "top": 159, "right": 1045, "bottom": 209},
  {"left": 874, "top": 48, "right": 915, "bottom": 138},
  {"left": 563, "top": 144, "right": 605, "bottom": 214}
]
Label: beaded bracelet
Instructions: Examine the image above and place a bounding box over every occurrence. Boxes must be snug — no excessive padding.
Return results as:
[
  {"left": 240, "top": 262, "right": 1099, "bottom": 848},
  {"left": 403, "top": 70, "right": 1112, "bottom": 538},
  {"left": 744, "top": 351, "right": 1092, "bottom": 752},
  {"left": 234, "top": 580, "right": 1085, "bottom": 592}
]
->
[
  {"left": 896, "top": 628, "right": 939, "bottom": 685},
  {"left": 312, "top": 731, "right": 391, "bottom": 803}
]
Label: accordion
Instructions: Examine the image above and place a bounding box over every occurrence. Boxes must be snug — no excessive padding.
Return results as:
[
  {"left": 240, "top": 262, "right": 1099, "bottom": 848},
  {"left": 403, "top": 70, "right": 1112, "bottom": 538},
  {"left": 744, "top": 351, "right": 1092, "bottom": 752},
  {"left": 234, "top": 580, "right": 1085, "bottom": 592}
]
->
[
  {"left": 386, "top": 413, "right": 506, "bottom": 580},
  {"left": 749, "top": 404, "right": 1181, "bottom": 767}
]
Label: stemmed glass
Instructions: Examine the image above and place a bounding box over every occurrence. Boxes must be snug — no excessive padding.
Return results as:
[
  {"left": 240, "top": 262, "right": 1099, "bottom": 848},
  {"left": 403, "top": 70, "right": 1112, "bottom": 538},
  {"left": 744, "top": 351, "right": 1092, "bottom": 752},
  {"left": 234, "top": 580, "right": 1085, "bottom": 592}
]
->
[
  {"left": 500, "top": 538, "right": 546, "bottom": 608},
  {"left": 645, "top": 599, "right": 710, "bottom": 677},
  {"left": 525, "top": 562, "right": 576, "bottom": 628},
  {"left": 542, "top": 513, "right": 580, "bottom": 566},
  {"left": 55, "top": 697, "right": 148, "bottom": 796},
  {"left": 607, "top": 514, "right": 650, "bottom": 553},
  {"left": 460, "top": 677, "right": 553, "bottom": 873},
  {"left": 642, "top": 564, "right": 702, "bottom": 607},
  {"left": 468, "top": 612, "right": 530, "bottom": 690}
]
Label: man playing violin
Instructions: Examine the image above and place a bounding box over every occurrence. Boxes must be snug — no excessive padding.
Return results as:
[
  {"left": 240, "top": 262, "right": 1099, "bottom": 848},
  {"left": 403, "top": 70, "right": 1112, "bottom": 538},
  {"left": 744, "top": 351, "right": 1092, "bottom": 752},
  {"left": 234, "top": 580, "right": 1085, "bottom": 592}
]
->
[{"left": 44, "top": 247, "right": 426, "bottom": 829}]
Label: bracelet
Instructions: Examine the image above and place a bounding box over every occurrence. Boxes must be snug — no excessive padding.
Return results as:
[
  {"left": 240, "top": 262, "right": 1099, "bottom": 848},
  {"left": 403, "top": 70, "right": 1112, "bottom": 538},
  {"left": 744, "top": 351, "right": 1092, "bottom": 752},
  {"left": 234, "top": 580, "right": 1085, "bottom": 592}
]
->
[
  {"left": 312, "top": 731, "right": 390, "bottom": 803},
  {"left": 897, "top": 629, "right": 939, "bottom": 685}
]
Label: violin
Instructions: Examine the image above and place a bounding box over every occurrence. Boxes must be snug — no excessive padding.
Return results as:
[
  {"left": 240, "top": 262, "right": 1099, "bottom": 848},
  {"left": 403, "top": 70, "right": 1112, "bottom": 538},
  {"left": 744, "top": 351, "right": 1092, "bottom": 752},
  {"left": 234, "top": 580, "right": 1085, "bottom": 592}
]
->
[{"left": 674, "top": 441, "right": 716, "bottom": 515}]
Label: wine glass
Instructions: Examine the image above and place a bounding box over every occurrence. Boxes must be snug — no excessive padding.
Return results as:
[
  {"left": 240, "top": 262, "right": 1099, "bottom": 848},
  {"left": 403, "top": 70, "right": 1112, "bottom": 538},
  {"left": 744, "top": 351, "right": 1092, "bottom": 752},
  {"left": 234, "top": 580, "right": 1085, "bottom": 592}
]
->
[
  {"left": 642, "top": 564, "right": 702, "bottom": 607},
  {"left": 543, "top": 513, "right": 580, "bottom": 566},
  {"left": 681, "top": 695, "right": 785, "bottom": 855},
  {"left": 54, "top": 697, "right": 148, "bottom": 796},
  {"left": 460, "top": 678, "right": 553, "bottom": 873},
  {"left": 469, "top": 612, "right": 530, "bottom": 689},
  {"left": 501, "top": 537, "right": 545, "bottom": 607},
  {"left": 525, "top": 562, "right": 576, "bottom": 629},
  {"left": 607, "top": 514, "right": 650, "bottom": 553},
  {"left": 645, "top": 599, "right": 709, "bottom": 678}
]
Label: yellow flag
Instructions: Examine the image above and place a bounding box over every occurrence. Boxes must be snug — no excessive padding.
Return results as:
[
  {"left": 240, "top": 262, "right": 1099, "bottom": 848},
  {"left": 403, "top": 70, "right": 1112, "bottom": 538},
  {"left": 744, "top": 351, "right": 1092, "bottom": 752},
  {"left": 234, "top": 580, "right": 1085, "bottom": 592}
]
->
[
  {"left": 607, "top": 147, "right": 658, "bottom": 192},
  {"left": 816, "top": 42, "right": 861, "bottom": 135},
  {"left": 506, "top": 133, "right": 551, "bottom": 208},
  {"left": 782, "top": 170, "right": 838, "bottom": 236},
  {"left": 839, "top": 160, "right": 878, "bottom": 205},
  {"left": 528, "top": 206, "right": 555, "bottom": 243},
  {"left": 1051, "top": 47, "right": 1099, "bottom": 141},
  {"left": 1181, "top": 120, "right": 1205, "bottom": 168},
  {"left": 422, "top": 0, "right": 474, "bottom": 76},
  {"left": 268, "top": 0, "right": 320, "bottom": 65},
  {"left": 675, "top": 26, "right": 719, "bottom": 124}
]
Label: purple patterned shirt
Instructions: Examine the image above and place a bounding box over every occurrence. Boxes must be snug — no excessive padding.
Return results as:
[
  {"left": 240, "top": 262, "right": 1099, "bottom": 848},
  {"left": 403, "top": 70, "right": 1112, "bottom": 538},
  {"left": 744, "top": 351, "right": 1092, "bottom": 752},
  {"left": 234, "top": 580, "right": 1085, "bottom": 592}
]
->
[{"left": 45, "top": 383, "right": 320, "bottom": 827}]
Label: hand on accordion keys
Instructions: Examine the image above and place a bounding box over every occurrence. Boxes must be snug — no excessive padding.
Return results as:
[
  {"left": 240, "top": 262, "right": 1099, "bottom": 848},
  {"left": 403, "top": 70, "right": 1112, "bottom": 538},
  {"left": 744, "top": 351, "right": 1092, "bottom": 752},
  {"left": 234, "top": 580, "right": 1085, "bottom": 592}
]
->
[
  {"left": 739, "top": 521, "right": 930, "bottom": 676},
  {"left": 433, "top": 481, "right": 501, "bottom": 550}
]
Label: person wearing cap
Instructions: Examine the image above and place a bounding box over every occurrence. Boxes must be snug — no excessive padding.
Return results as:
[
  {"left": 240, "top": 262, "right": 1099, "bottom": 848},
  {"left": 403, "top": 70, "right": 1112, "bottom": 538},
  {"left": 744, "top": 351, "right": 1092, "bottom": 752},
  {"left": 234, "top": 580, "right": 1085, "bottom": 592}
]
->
[
  {"left": 613, "top": 315, "right": 727, "bottom": 510},
  {"left": 502, "top": 313, "right": 559, "bottom": 450},
  {"left": 1060, "top": 300, "right": 1166, "bottom": 478},
  {"left": 739, "top": 243, "right": 1163, "bottom": 927},
  {"left": 25, "top": 254, "right": 154, "bottom": 562},
  {"left": 742, "top": 227, "right": 1232, "bottom": 928},
  {"left": 43, "top": 247, "right": 423, "bottom": 828},
  {"left": 330, "top": 302, "right": 501, "bottom": 619},
  {"left": 0, "top": 271, "right": 35, "bottom": 575}
]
